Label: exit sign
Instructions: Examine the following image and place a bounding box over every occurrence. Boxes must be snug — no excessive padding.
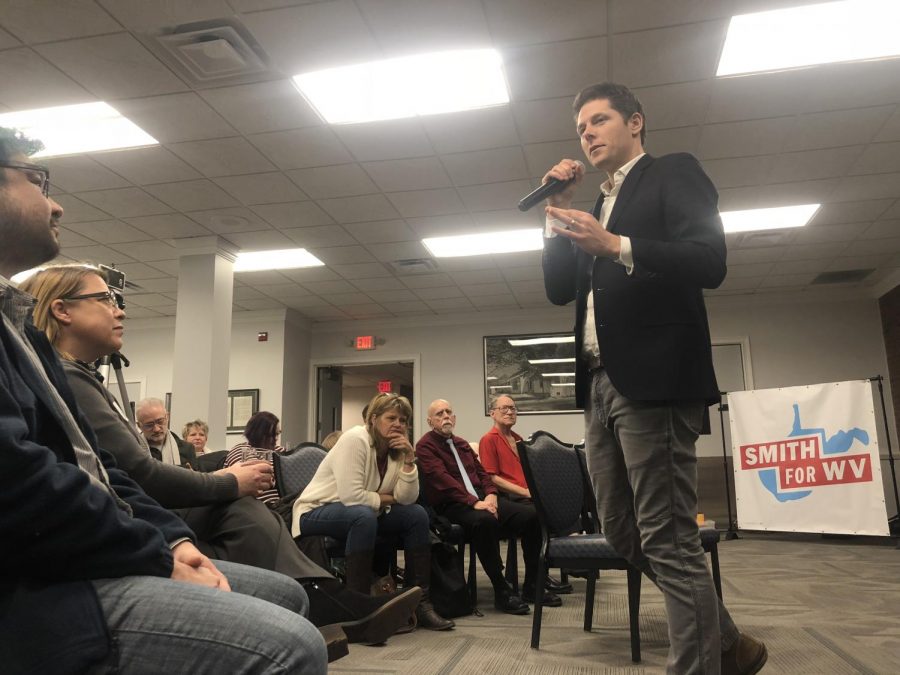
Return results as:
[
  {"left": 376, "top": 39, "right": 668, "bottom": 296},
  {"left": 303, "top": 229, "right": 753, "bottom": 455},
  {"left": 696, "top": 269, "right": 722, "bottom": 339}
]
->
[
  {"left": 378, "top": 380, "right": 392, "bottom": 393},
  {"left": 355, "top": 335, "right": 375, "bottom": 350}
]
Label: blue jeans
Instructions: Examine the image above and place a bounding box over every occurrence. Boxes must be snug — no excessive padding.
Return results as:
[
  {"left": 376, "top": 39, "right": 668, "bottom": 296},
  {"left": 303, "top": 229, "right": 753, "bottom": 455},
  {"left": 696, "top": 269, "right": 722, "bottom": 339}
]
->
[
  {"left": 300, "top": 502, "right": 430, "bottom": 554},
  {"left": 585, "top": 369, "right": 739, "bottom": 675},
  {"left": 87, "top": 560, "right": 327, "bottom": 674}
]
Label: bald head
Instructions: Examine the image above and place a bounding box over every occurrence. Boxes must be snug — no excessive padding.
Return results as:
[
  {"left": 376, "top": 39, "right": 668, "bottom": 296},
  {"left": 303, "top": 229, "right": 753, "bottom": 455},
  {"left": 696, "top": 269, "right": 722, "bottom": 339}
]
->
[{"left": 427, "top": 398, "right": 456, "bottom": 437}]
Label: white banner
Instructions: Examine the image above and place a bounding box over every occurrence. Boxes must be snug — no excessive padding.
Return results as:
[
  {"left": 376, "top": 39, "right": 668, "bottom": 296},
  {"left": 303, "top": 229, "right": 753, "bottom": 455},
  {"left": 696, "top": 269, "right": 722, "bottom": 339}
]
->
[{"left": 729, "top": 380, "right": 889, "bottom": 536}]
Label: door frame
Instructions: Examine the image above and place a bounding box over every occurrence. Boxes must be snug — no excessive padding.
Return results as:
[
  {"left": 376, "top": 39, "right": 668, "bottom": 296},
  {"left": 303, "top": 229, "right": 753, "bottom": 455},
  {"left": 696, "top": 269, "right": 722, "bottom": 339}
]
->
[{"left": 307, "top": 353, "right": 421, "bottom": 442}]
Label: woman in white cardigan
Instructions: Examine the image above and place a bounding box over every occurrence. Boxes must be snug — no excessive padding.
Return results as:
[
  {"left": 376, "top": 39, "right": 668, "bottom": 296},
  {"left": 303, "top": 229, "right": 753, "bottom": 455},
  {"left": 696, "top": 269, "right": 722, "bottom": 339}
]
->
[{"left": 293, "top": 392, "right": 453, "bottom": 631}]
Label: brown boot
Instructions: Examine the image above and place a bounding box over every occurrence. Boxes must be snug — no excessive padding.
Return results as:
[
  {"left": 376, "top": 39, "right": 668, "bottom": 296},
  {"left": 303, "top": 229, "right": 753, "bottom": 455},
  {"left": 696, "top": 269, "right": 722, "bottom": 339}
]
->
[
  {"left": 343, "top": 550, "right": 375, "bottom": 595},
  {"left": 318, "top": 624, "right": 349, "bottom": 662},
  {"left": 405, "top": 546, "right": 455, "bottom": 631},
  {"left": 722, "top": 633, "right": 768, "bottom": 675}
]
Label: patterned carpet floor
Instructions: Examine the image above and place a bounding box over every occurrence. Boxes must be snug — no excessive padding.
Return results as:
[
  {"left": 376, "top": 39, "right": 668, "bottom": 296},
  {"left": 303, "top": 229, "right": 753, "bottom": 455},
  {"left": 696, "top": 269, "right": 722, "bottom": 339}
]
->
[{"left": 329, "top": 534, "right": 900, "bottom": 674}]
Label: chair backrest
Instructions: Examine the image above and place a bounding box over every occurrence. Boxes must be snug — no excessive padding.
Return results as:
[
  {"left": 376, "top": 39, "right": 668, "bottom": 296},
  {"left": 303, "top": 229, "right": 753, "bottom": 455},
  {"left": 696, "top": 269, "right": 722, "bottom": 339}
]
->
[
  {"left": 194, "top": 450, "right": 228, "bottom": 473},
  {"left": 519, "top": 431, "right": 584, "bottom": 536},
  {"left": 274, "top": 445, "right": 327, "bottom": 499},
  {"left": 291, "top": 441, "right": 329, "bottom": 452}
]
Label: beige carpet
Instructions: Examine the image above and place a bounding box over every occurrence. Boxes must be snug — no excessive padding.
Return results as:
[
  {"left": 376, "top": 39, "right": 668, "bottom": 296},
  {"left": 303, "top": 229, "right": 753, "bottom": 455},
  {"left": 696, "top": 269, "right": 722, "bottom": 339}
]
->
[{"left": 329, "top": 535, "right": 900, "bottom": 674}]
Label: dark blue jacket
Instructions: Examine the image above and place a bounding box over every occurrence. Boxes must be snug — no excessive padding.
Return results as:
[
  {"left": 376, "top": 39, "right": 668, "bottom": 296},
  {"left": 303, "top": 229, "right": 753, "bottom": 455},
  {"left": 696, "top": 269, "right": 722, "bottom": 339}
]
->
[{"left": 0, "top": 320, "right": 194, "bottom": 674}]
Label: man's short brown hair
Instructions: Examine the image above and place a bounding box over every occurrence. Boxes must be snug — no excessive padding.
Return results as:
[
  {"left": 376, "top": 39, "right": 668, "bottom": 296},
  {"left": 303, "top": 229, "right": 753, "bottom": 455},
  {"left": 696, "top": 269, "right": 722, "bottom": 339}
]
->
[{"left": 573, "top": 82, "right": 646, "bottom": 144}]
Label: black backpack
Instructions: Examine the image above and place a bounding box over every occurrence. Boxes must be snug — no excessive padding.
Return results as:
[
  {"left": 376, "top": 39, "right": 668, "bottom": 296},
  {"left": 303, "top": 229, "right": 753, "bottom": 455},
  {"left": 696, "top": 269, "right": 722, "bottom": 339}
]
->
[{"left": 428, "top": 540, "right": 473, "bottom": 618}]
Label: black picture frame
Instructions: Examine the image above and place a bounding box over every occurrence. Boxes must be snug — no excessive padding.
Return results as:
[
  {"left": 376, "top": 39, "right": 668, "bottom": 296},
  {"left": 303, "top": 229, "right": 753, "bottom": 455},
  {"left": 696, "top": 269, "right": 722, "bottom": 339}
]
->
[
  {"left": 227, "top": 389, "right": 259, "bottom": 432},
  {"left": 483, "top": 332, "right": 579, "bottom": 415}
]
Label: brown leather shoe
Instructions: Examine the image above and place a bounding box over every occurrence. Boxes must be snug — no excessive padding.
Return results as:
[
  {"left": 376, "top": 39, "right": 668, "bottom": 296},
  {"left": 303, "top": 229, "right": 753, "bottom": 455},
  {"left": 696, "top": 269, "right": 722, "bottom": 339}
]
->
[
  {"left": 722, "top": 633, "right": 768, "bottom": 675},
  {"left": 318, "top": 624, "right": 349, "bottom": 663}
]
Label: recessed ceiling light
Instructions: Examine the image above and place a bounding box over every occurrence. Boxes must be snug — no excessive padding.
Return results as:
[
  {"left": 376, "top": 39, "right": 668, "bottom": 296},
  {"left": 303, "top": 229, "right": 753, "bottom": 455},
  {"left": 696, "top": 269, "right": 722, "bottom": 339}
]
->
[
  {"left": 234, "top": 248, "right": 324, "bottom": 272},
  {"left": 541, "top": 372, "right": 576, "bottom": 377},
  {"left": 528, "top": 358, "right": 576, "bottom": 364},
  {"left": 489, "top": 385, "right": 513, "bottom": 390},
  {"left": 721, "top": 204, "right": 820, "bottom": 233},
  {"left": 0, "top": 102, "right": 158, "bottom": 157},
  {"left": 293, "top": 48, "right": 509, "bottom": 124},
  {"left": 717, "top": 0, "right": 900, "bottom": 76},
  {"left": 508, "top": 336, "right": 574, "bottom": 347},
  {"left": 423, "top": 227, "right": 542, "bottom": 258}
]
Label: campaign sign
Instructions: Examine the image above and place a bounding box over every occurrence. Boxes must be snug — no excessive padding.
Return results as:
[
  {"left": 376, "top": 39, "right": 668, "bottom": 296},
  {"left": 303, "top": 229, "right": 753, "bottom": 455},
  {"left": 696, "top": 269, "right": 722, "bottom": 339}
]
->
[{"left": 729, "top": 380, "right": 889, "bottom": 536}]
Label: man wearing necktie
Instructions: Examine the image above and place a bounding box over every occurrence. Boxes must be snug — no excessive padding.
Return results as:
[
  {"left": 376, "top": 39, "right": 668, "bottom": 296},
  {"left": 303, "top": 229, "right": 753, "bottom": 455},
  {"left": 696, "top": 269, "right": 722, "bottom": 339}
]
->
[{"left": 416, "top": 399, "right": 561, "bottom": 613}]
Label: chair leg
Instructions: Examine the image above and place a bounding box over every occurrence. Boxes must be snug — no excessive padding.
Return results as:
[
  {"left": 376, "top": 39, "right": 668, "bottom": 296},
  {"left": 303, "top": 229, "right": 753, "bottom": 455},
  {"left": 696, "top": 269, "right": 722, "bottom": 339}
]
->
[
  {"left": 560, "top": 569, "right": 569, "bottom": 585},
  {"left": 626, "top": 566, "right": 642, "bottom": 663},
  {"left": 468, "top": 540, "right": 478, "bottom": 605},
  {"left": 505, "top": 536, "right": 519, "bottom": 594},
  {"left": 530, "top": 551, "right": 547, "bottom": 649},
  {"left": 710, "top": 544, "right": 723, "bottom": 600},
  {"left": 584, "top": 569, "right": 596, "bottom": 632}
]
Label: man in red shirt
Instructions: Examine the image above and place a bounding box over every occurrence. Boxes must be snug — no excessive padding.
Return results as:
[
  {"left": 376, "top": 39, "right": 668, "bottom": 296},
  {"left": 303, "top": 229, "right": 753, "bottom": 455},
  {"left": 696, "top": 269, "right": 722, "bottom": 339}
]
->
[{"left": 479, "top": 395, "right": 572, "bottom": 595}]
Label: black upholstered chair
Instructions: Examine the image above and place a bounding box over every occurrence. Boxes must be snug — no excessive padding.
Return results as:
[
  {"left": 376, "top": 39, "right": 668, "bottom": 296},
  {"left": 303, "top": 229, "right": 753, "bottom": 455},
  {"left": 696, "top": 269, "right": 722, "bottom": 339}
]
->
[
  {"left": 273, "top": 444, "right": 327, "bottom": 499},
  {"left": 194, "top": 450, "right": 228, "bottom": 473},
  {"left": 519, "top": 431, "right": 642, "bottom": 660}
]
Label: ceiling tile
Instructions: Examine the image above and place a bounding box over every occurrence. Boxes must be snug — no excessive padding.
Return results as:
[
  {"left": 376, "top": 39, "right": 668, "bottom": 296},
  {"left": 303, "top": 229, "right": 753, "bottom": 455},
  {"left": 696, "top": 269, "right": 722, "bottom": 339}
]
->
[
  {"left": 110, "top": 240, "right": 179, "bottom": 262},
  {"left": 212, "top": 173, "right": 308, "bottom": 205},
  {"left": 611, "top": 22, "right": 725, "bottom": 88},
  {"left": 502, "top": 266, "right": 544, "bottom": 282},
  {"left": 610, "top": 0, "right": 732, "bottom": 32},
  {"left": 286, "top": 164, "right": 378, "bottom": 200},
  {"left": 232, "top": 286, "right": 268, "bottom": 301},
  {"left": 320, "top": 292, "right": 371, "bottom": 306},
  {"left": 350, "top": 277, "right": 405, "bottom": 292},
  {"left": 62, "top": 243, "right": 135, "bottom": 265},
  {"left": 793, "top": 222, "right": 870, "bottom": 245},
  {"left": 387, "top": 188, "right": 466, "bottom": 218},
  {"left": 223, "top": 229, "right": 297, "bottom": 251},
  {"left": 125, "top": 292, "right": 176, "bottom": 307},
  {"left": 862, "top": 220, "right": 900, "bottom": 239},
  {"left": 634, "top": 80, "right": 712, "bottom": 130},
  {"left": 522, "top": 139, "right": 585, "bottom": 178},
  {"left": 441, "top": 147, "right": 529, "bottom": 187},
  {"left": 363, "top": 157, "right": 452, "bottom": 193},
  {"left": 831, "top": 173, "right": 900, "bottom": 202},
  {"left": 645, "top": 126, "right": 702, "bottom": 158},
  {"left": 309, "top": 245, "right": 375, "bottom": 265},
  {"left": 811, "top": 200, "right": 894, "bottom": 226},
  {"left": 875, "top": 107, "right": 900, "bottom": 142},
  {"left": 511, "top": 97, "right": 577, "bottom": 145},
  {"left": 769, "top": 147, "right": 867, "bottom": 184},
  {"left": 505, "top": 38, "right": 608, "bottom": 101},
  {"left": 76, "top": 188, "right": 173, "bottom": 218},
  {"left": 358, "top": 0, "right": 489, "bottom": 55},
  {"left": 281, "top": 225, "right": 356, "bottom": 248},
  {"left": 35, "top": 33, "right": 187, "bottom": 99},
  {"left": 280, "top": 266, "right": 342, "bottom": 283},
  {"left": 827, "top": 254, "right": 893, "bottom": 271},
  {"left": 241, "top": 0, "right": 379, "bottom": 74},
  {"left": 366, "top": 241, "right": 430, "bottom": 262},
  {"left": 401, "top": 273, "right": 453, "bottom": 289},
  {"left": 0, "top": 47, "right": 90, "bottom": 109},
  {"left": 65, "top": 219, "right": 152, "bottom": 244},
  {"left": 113, "top": 261, "right": 171, "bottom": 280},
  {"left": 449, "top": 269, "right": 504, "bottom": 285},
  {"left": 282, "top": 295, "right": 331, "bottom": 310},
  {"left": 460, "top": 282, "right": 510, "bottom": 297},
  {"left": 113, "top": 93, "right": 236, "bottom": 143},
  {"left": 331, "top": 262, "right": 393, "bottom": 279},
  {"left": 235, "top": 270, "right": 292, "bottom": 286},
  {"left": 413, "top": 286, "right": 463, "bottom": 300},
  {"left": 849, "top": 142, "right": 900, "bottom": 176},
  {"left": 422, "top": 106, "right": 521, "bottom": 154},
  {"left": 343, "top": 219, "right": 418, "bottom": 244},
  {"left": 250, "top": 127, "right": 353, "bottom": 170},
  {"left": 302, "top": 279, "right": 358, "bottom": 295},
  {"left": 727, "top": 247, "right": 783, "bottom": 265},
  {"left": 186, "top": 207, "right": 271, "bottom": 234},
  {"left": 785, "top": 107, "right": 894, "bottom": 152},
  {"left": 93, "top": 147, "right": 202, "bottom": 185},
  {"left": 424, "top": 297, "right": 474, "bottom": 312},
  {"left": 123, "top": 306, "right": 163, "bottom": 318},
  {"left": 485, "top": 0, "right": 607, "bottom": 45},
  {"left": 334, "top": 303, "right": 385, "bottom": 319},
  {"left": 252, "top": 201, "right": 335, "bottom": 228},
  {"left": 457, "top": 180, "right": 532, "bottom": 212},
  {"left": 0, "top": 26, "right": 20, "bottom": 48},
  {"left": 704, "top": 155, "right": 774, "bottom": 190},
  {"left": 781, "top": 242, "right": 848, "bottom": 262},
  {"left": 335, "top": 119, "right": 434, "bottom": 162},
  {"left": 134, "top": 277, "right": 178, "bottom": 293},
  {"left": 0, "top": 0, "right": 122, "bottom": 43},
  {"left": 57, "top": 227, "right": 95, "bottom": 247},
  {"left": 406, "top": 213, "right": 475, "bottom": 237},
  {"left": 126, "top": 213, "right": 213, "bottom": 239},
  {"left": 317, "top": 194, "right": 400, "bottom": 223},
  {"left": 257, "top": 283, "right": 312, "bottom": 299},
  {"left": 169, "top": 137, "right": 276, "bottom": 177},
  {"left": 698, "top": 118, "right": 794, "bottom": 160},
  {"left": 843, "top": 237, "right": 900, "bottom": 257},
  {"left": 96, "top": 0, "right": 233, "bottom": 31},
  {"left": 43, "top": 156, "right": 131, "bottom": 193},
  {"left": 200, "top": 80, "right": 322, "bottom": 135},
  {"left": 388, "top": 300, "right": 432, "bottom": 315}
]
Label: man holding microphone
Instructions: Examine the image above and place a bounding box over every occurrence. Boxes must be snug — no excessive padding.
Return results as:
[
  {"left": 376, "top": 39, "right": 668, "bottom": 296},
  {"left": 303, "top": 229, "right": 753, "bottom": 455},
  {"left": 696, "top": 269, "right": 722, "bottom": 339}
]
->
[{"left": 540, "top": 82, "right": 766, "bottom": 675}]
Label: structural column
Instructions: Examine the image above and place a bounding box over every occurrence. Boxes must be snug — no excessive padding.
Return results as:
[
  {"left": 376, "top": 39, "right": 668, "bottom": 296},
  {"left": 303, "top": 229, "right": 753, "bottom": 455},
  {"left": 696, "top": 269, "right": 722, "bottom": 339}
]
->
[{"left": 170, "top": 236, "right": 238, "bottom": 450}]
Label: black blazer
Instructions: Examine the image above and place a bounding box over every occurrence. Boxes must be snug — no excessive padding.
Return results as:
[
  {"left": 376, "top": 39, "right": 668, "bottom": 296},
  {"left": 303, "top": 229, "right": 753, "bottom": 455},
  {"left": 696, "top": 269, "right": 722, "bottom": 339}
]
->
[{"left": 543, "top": 153, "right": 726, "bottom": 409}]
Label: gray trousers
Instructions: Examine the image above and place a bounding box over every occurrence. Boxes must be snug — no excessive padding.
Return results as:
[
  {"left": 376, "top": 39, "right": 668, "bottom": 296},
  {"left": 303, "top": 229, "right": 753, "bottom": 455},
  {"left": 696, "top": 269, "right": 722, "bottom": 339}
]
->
[{"left": 584, "top": 369, "right": 739, "bottom": 675}]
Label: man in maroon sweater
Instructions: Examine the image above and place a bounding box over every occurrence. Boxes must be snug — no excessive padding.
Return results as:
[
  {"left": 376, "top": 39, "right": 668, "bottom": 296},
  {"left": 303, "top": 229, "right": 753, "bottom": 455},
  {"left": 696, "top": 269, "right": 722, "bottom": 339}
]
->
[{"left": 416, "top": 398, "right": 561, "bottom": 612}]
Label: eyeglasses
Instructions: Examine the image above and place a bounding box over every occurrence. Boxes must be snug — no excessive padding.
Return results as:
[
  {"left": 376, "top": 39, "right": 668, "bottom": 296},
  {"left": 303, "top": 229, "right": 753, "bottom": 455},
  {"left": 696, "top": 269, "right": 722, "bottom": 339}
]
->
[
  {"left": 492, "top": 405, "right": 517, "bottom": 414},
  {"left": 61, "top": 289, "right": 125, "bottom": 310},
  {"left": 0, "top": 161, "right": 50, "bottom": 197},
  {"left": 139, "top": 417, "right": 168, "bottom": 431}
]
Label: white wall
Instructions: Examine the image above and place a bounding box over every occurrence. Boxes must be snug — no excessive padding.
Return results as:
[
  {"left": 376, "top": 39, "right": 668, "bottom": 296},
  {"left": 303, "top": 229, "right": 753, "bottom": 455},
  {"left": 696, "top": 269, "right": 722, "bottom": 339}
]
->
[{"left": 342, "top": 385, "right": 374, "bottom": 432}]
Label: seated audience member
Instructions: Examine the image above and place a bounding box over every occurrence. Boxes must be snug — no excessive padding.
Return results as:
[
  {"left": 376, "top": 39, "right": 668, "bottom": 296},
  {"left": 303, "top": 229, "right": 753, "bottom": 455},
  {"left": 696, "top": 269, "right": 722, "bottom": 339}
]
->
[
  {"left": 416, "top": 398, "right": 562, "bottom": 612},
  {"left": 479, "top": 394, "right": 572, "bottom": 594},
  {"left": 22, "top": 263, "right": 421, "bottom": 647},
  {"left": 294, "top": 392, "right": 454, "bottom": 631},
  {"left": 225, "top": 411, "right": 286, "bottom": 505},
  {"left": 321, "top": 429, "right": 343, "bottom": 450},
  {"left": 183, "top": 419, "right": 212, "bottom": 454},
  {"left": 137, "top": 397, "right": 195, "bottom": 467},
  {"left": 1, "top": 125, "right": 327, "bottom": 673}
]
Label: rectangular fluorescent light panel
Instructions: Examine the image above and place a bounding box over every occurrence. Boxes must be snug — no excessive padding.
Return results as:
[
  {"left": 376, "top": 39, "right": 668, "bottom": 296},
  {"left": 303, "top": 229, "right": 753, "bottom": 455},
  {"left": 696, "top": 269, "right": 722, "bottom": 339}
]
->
[
  {"left": 508, "top": 336, "right": 575, "bottom": 347},
  {"left": 529, "top": 358, "right": 576, "bottom": 364},
  {"left": 717, "top": 0, "right": 900, "bottom": 76},
  {"left": 234, "top": 248, "right": 324, "bottom": 272},
  {"left": 294, "top": 48, "right": 509, "bottom": 124},
  {"left": 0, "top": 102, "right": 158, "bottom": 157},
  {"left": 721, "top": 204, "right": 819, "bottom": 233},
  {"left": 423, "top": 227, "right": 542, "bottom": 258},
  {"left": 541, "top": 373, "right": 576, "bottom": 377}
]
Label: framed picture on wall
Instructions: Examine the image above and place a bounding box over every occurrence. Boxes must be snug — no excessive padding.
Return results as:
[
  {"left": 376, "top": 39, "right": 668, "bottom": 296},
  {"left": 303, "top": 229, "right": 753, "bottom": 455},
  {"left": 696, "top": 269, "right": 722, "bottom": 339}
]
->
[
  {"left": 483, "top": 332, "right": 579, "bottom": 415},
  {"left": 227, "top": 389, "right": 259, "bottom": 432}
]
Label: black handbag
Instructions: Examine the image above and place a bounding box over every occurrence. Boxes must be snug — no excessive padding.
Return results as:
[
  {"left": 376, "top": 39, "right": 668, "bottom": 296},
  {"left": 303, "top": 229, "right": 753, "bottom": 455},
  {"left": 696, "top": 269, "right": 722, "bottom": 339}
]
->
[{"left": 428, "top": 541, "right": 472, "bottom": 618}]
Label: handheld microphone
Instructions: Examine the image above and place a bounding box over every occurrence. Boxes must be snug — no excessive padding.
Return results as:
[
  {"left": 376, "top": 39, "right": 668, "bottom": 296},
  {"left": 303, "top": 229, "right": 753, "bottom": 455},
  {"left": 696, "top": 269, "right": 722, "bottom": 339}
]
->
[{"left": 517, "top": 161, "right": 584, "bottom": 212}]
